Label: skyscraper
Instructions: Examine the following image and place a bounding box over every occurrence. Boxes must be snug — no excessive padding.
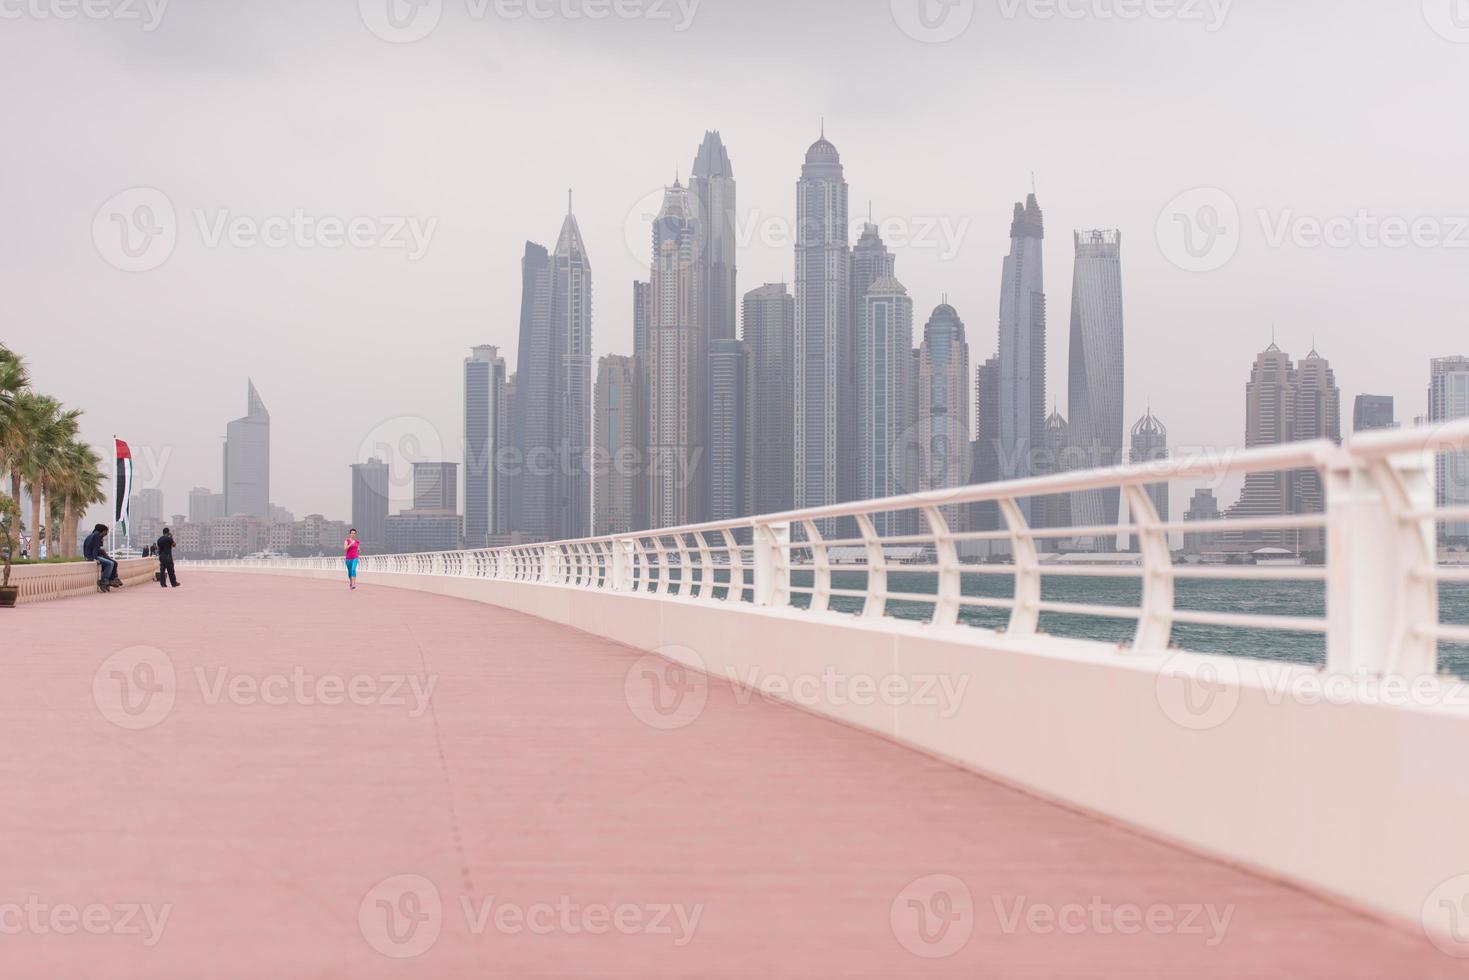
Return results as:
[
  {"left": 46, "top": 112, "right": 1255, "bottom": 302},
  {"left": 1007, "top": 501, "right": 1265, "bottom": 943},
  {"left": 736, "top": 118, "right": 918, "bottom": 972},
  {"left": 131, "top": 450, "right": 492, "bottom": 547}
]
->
[
  {"left": 1032, "top": 406, "right": 1072, "bottom": 543},
  {"left": 1226, "top": 342, "right": 1339, "bottom": 552},
  {"left": 224, "top": 380, "right": 270, "bottom": 518},
  {"left": 645, "top": 180, "right": 704, "bottom": 529},
  {"left": 691, "top": 132, "right": 738, "bottom": 348},
  {"left": 632, "top": 280, "right": 651, "bottom": 530},
  {"left": 1128, "top": 409, "right": 1169, "bottom": 552},
  {"left": 1353, "top": 394, "right": 1396, "bottom": 433},
  {"left": 709, "top": 339, "right": 754, "bottom": 522},
  {"left": 794, "top": 131, "right": 851, "bottom": 515},
  {"left": 743, "top": 283, "right": 795, "bottom": 516},
  {"left": 189, "top": 487, "right": 225, "bottom": 524},
  {"left": 970, "top": 355, "right": 1002, "bottom": 534},
  {"left": 551, "top": 196, "right": 593, "bottom": 541},
  {"left": 849, "top": 217, "right": 896, "bottom": 513},
  {"left": 1430, "top": 356, "right": 1469, "bottom": 544},
  {"left": 132, "top": 488, "right": 164, "bottom": 522},
  {"left": 1183, "top": 488, "right": 1222, "bottom": 555},
  {"left": 464, "top": 345, "right": 511, "bottom": 548},
  {"left": 350, "top": 457, "right": 390, "bottom": 553},
  {"left": 997, "top": 194, "right": 1046, "bottom": 520},
  {"left": 857, "top": 276, "right": 915, "bottom": 533},
  {"left": 514, "top": 241, "right": 554, "bottom": 541},
  {"left": 917, "top": 303, "right": 971, "bottom": 530},
  {"left": 412, "top": 462, "right": 458, "bottom": 514},
  {"left": 1067, "top": 230, "right": 1125, "bottom": 543},
  {"left": 594, "top": 355, "right": 638, "bottom": 536},
  {"left": 1291, "top": 348, "right": 1342, "bottom": 551}
]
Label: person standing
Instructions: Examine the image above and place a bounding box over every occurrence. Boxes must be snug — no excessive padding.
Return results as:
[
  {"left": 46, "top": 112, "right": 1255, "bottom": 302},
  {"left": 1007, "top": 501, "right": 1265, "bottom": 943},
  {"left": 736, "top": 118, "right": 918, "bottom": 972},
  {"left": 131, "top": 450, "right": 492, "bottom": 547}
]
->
[
  {"left": 156, "top": 527, "right": 180, "bottom": 588},
  {"left": 82, "top": 524, "right": 118, "bottom": 594},
  {"left": 343, "top": 528, "right": 361, "bottom": 591}
]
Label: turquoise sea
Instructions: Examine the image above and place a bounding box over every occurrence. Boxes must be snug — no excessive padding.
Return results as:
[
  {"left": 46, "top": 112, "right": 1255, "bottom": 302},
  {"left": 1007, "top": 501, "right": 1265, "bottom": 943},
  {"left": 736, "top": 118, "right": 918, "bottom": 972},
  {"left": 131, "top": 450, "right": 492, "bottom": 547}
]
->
[{"left": 774, "top": 571, "right": 1469, "bottom": 681}]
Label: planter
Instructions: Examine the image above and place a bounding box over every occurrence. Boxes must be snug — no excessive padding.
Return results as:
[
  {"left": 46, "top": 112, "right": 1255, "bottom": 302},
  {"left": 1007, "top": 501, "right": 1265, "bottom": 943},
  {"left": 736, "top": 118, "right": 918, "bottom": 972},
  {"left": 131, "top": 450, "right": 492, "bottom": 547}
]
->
[{"left": 0, "top": 585, "right": 17, "bottom": 608}]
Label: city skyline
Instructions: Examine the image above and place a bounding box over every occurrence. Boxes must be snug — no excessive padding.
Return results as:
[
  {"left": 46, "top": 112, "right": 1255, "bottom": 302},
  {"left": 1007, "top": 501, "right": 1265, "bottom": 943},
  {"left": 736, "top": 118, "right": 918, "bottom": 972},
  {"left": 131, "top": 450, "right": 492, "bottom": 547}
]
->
[{"left": 12, "top": 3, "right": 1465, "bottom": 520}]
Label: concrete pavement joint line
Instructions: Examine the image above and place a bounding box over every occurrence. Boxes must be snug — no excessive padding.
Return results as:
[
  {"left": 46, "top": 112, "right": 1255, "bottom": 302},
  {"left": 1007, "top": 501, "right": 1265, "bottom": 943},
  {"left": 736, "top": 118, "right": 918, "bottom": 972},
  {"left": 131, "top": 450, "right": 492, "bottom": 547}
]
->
[{"left": 400, "top": 621, "right": 477, "bottom": 901}]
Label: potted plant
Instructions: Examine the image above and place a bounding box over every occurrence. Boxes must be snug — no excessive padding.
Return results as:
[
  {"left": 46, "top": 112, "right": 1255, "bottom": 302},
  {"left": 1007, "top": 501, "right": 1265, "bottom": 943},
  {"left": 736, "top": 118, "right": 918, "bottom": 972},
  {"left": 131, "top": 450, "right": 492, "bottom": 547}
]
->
[{"left": 0, "top": 495, "right": 19, "bottom": 608}]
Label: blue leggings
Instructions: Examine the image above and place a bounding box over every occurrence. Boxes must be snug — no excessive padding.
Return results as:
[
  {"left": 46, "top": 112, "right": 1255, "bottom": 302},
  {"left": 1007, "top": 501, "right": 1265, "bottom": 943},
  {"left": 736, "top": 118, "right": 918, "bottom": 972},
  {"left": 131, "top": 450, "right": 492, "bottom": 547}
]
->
[{"left": 345, "top": 558, "right": 359, "bottom": 579}]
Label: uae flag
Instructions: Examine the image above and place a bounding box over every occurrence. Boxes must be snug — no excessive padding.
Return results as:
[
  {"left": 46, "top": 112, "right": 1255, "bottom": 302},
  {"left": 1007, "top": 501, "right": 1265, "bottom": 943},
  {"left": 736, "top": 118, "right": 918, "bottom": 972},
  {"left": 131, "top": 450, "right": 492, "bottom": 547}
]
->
[{"left": 115, "top": 438, "right": 133, "bottom": 538}]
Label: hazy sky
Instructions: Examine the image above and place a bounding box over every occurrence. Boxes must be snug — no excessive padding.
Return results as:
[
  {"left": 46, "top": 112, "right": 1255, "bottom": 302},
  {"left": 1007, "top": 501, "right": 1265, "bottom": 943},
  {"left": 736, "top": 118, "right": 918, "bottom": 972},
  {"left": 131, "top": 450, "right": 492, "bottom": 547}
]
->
[{"left": 3, "top": 0, "right": 1465, "bottom": 520}]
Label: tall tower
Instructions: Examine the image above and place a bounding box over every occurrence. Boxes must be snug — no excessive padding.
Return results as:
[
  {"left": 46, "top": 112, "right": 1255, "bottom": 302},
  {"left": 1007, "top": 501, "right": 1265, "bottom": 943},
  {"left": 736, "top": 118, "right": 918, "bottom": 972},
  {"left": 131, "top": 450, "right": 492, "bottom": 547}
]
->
[
  {"left": 1291, "top": 346, "right": 1341, "bottom": 552},
  {"left": 1227, "top": 342, "right": 1298, "bottom": 549},
  {"left": 1128, "top": 409, "right": 1169, "bottom": 552},
  {"left": 743, "top": 283, "right": 796, "bottom": 516},
  {"left": 917, "top": 303, "right": 971, "bottom": 531},
  {"left": 1430, "top": 356, "right": 1469, "bottom": 544},
  {"left": 224, "top": 380, "right": 270, "bottom": 518},
  {"left": 646, "top": 181, "right": 704, "bottom": 529},
  {"left": 594, "top": 354, "right": 638, "bottom": 536},
  {"left": 849, "top": 216, "right": 896, "bottom": 513},
  {"left": 350, "top": 457, "right": 390, "bottom": 554},
  {"left": 970, "top": 355, "right": 1002, "bottom": 534},
  {"left": 1067, "top": 230, "right": 1125, "bottom": 543},
  {"left": 857, "top": 276, "right": 916, "bottom": 534},
  {"left": 709, "top": 339, "right": 754, "bottom": 522},
  {"left": 794, "top": 130, "right": 851, "bottom": 515},
  {"left": 464, "top": 345, "right": 510, "bottom": 548},
  {"left": 691, "top": 132, "right": 738, "bottom": 347},
  {"left": 552, "top": 195, "right": 593, "bottom": 541},
  {"left": 513, "top": 241, "right": 554, "bottom": 541},
  {"left": 997, "top": 193, "right": 1047, "bottom": 520}
]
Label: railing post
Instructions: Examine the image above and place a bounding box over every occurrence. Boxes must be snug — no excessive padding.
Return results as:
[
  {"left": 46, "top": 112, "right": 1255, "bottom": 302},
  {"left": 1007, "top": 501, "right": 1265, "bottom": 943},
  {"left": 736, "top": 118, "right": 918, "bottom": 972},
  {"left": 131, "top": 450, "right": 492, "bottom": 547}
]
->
[
  {"left": 753, "top": 521, "right": 790, "bottom": 608},
  {"left": 542, "top": 545, "right": 559, "bottom": 585},
  {"left": 1125, "top": 484, "right": 1174, "bottom": 652},
  {"left": 610, "top": 538, "right": 636, "bottom": 592},
  {"left": 1327, "top": 447, "right": 1438, "bottom": 676},
  {"left": 921, "top": 505, "right": 961, "bottom": 627},
  {"left": 999, "top": 498, "right": 1040, "bottom": 637}
]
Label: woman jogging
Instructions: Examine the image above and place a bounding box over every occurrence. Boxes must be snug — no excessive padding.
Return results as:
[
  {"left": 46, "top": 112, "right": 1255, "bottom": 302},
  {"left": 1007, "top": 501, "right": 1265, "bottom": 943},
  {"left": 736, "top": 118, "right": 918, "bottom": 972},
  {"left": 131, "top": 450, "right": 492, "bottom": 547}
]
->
[{"left": 344, "top": 528, "right": 361, "bottom": 590}]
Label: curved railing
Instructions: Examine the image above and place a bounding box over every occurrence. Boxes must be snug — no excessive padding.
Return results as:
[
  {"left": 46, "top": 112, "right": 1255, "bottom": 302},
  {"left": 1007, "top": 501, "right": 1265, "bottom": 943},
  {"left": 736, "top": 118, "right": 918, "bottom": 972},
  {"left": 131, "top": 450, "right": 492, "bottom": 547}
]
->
[{"left": 194, "top": 420, "right": 1469, "bottom": 677}]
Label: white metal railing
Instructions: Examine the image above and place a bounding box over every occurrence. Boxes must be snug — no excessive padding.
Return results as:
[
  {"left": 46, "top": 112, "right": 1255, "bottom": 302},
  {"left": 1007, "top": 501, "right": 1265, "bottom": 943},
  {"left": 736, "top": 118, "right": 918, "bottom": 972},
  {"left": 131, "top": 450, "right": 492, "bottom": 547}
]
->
[{"left": 192, "top": 420, "right": 1469, "bottom": 678}]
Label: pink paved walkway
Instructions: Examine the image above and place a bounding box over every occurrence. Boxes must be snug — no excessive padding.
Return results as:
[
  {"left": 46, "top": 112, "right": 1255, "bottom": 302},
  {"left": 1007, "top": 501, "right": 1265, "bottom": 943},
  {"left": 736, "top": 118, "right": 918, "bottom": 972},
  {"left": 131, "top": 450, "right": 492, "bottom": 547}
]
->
[{"left": 0, "top": 572, "right": 1457, "bottom": 978}]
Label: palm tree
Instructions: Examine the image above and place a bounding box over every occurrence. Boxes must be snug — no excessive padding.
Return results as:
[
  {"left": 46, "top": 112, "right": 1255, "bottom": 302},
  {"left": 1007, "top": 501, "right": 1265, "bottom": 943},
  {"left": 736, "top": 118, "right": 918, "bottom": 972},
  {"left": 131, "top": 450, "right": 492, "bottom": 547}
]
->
[
  {"left": 0, "top": 346, "right": 31, "bottom": 501},
  {"left": 17, "top": 394, "right": 77, "bottom": 557},
  {"left": 54, "top": 441, "right": 106, "bottom": 558}
]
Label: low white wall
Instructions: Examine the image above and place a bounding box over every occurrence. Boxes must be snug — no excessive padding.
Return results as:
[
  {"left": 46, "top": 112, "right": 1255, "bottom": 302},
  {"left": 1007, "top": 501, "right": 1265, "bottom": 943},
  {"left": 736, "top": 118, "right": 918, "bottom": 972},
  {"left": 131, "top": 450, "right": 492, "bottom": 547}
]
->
[{"left": 200, "top": 563, "right": 1469, "bottom": 935}]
